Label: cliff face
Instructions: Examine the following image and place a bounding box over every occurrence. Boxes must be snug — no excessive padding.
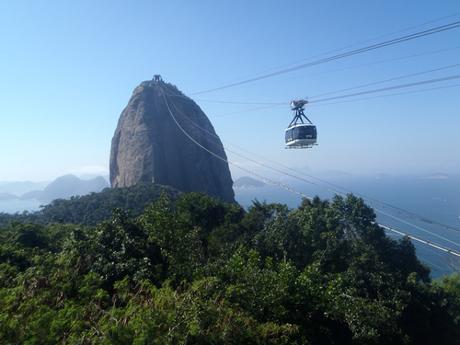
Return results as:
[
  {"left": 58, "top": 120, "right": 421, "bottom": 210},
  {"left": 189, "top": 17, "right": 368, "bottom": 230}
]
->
[{"left": 110, "top": 77, "right": 235, "bottom": 202}]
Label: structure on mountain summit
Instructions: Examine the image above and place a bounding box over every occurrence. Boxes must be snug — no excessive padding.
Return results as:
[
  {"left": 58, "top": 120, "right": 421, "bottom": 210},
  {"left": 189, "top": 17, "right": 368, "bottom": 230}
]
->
[{"left": 110, "top": 76, "right": 235, "bottom": 202}]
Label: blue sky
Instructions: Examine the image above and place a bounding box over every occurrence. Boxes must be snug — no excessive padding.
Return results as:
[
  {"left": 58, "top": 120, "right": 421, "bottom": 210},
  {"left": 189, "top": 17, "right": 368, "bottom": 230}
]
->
[{"left": 0, "top": 0, "right": 459, "bottom": 181}]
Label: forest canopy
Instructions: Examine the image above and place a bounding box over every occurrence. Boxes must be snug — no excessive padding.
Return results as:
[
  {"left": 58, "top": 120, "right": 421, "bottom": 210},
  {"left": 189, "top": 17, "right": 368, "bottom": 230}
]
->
[
  {"left": 0, "top": 182, "right": 179, "bottom": 227},
  {"left": 1, "top": 191, "right": 459, "bottom": 344}
]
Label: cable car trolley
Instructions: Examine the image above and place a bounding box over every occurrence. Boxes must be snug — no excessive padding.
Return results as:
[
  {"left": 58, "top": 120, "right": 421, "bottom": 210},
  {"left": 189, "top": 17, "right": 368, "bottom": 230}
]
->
[{"left": 285, "top": 99, "right": 317, "bottom": 149}]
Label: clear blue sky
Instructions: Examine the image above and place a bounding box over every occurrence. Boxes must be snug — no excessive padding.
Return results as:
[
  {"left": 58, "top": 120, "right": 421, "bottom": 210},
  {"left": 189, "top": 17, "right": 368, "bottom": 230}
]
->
[{"left": 0, "top": 0, "right": 459, "bottom": 181}]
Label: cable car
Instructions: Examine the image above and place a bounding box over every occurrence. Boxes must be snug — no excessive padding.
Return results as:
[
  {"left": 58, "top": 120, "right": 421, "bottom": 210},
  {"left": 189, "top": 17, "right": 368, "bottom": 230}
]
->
[{"left": 285, "top": 99, "right": 317, "bottom": 149}]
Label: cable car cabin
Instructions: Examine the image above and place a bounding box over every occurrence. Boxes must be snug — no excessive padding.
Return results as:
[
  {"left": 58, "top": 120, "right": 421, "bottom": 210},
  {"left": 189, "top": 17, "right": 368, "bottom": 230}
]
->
[
  {"left": 285, "top": 99, "right": 317, "bottom": 149},
  {"left": 285, "top": 123, "right": 317, "bottom": 148}
]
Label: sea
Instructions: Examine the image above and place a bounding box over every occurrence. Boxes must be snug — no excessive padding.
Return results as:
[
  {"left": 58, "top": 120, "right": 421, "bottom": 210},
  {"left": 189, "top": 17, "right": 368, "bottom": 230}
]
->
[
  {"left": 1, "top": 174, "right": 459, "bottom": 278},
  {"left": 0, "top": 198, "right": 43, "bottom": 214}
]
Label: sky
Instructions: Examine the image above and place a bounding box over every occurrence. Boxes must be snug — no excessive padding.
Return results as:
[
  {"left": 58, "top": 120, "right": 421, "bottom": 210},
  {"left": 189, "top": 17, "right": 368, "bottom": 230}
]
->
[{"left": 0, "top": 0, "right": 459, "bottom": 181}]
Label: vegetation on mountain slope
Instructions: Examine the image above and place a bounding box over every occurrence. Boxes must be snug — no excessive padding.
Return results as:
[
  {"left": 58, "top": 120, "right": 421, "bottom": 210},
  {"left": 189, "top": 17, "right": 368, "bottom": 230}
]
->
[
  {"left": 0, "top": 183, "right": 179, "bottom": 227},
  {"left": 0, "top": 192, "right": 459, "bottom": 344}
]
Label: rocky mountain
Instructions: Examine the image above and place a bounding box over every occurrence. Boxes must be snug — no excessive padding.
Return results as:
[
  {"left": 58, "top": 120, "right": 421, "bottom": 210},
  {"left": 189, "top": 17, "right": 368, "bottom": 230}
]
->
[{"left": 110, "top": 76, "right": 234, "bottom": 202}]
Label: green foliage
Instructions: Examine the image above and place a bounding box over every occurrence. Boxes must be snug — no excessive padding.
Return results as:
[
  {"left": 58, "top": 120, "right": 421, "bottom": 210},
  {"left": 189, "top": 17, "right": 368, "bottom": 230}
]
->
[
  {"left": 0, "top": 192, "right": 459, "bottom": 344},
  {"left": 0, "top": 182, "right": 180, "bottom": 227}
]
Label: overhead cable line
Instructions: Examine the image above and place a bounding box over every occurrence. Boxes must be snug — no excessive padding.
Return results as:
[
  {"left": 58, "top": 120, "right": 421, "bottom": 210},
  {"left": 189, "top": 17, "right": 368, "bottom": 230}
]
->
[
  {"left": 162, "top": 87, "right": 460, "bottom": 236},
  {"left": 230, "top": 45, "right": 460, "bottom": 103},
  {"left": 180, "top": 82, "right": 460, "bottom": 117},
  {"left": 161, "top": 91, "right": 311, "bottom": 200},
  {"left": 165, "top": 89, "right": 460, "bottom": 236},
  {"left": 237, "top": 13, "right": 460, "bottom": 80},
  {"left": 310, "top": 74, "right": 460, "bottom": 103},
  {"left": 162, "top": 87, "right": 286, "bottom": 106},
  {"left": 228, "top": 141, "right": 460, "bottom": 246},
  {"left": 196, "top": 75, "right": 460, "bottom": 116},
  {"left": 195, "top": 99, "right": 286, "bottom": 106},
  {"left": 161, "top": 88, "right": 460, "bottom": 257},
  {"left": 168, "top": 64, "right": 460, "bottom": 111},
  {"left": 190, "top": 73, "right": 460, "bottom": 107},
  {"left": 378, "top": 224, "right": 460, "bottom": 258},
  {"left": 228, "top": 142, "right": 460, "bottom": 246},
  {"left": 310, "top": 63, "right": 460, "bottom": 98},
  {"left": 309, "top": 83, "right": 460, "bottom": 107},
  {"left": 204, "top": 65, "right": 460, "bottom": 110},
  {"left": 191, "top": 21, "right": 460, "bottom": 95},
  {"left": 164, "top": 88, "right": 460, "bottom": 235},
  {"left": 298, "top": 45, "right": 460, "bottom": 86},
  {"left": 374, "top": 208, "right": 460, "bottom": 248}
]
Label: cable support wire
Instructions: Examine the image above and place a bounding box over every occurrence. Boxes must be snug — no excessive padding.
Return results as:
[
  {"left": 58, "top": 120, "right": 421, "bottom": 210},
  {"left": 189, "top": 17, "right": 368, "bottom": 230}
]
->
[
  {"left": 224, "top": 13, "right": 460, "bottom": 86},
  {"left": 161, "top": 90, "right": 311, "bottom": 200},
  {"left": 309, "top": 74, "right": 460, "bottom": 103},
  {"left": 372, "top": 208, "right": 460, "bottom": 248},
  {"left": 378, "top": 223, "right": 460, "bottom": 258},
  {"left": 195, "top": 99, "right": 286, "bottom": 106},
  {"left": 160, "top": 87, "right": 460, "bottom": 258},
  {"left": 310, "top": 63, "right": 460, "bottom": 98},
  {"left": 201, "top": 45, "right": 460, "bottom": 107},
  {"left": 170, "top": 99, "right": 460, "bottom": 234},
  {"left": 166, "top": 64, "right": 460, "bottom": 114},
  {"left": 309, "top": 83, "right": 460, "bottom": 107},
  {"left": 191, "top": 21, "right": 460, "bottom": 95},
  {"left": 161, "top": 87, "right": 287, "bottom": 106},
  {"left": 194, "top": 82, "right": 460, "bottom": 117}
]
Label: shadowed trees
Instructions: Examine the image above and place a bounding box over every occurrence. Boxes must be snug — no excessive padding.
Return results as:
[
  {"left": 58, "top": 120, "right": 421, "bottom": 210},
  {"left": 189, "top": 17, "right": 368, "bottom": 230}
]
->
[{"left": 0, "top": 192, "right": 459, "bottom": 344}]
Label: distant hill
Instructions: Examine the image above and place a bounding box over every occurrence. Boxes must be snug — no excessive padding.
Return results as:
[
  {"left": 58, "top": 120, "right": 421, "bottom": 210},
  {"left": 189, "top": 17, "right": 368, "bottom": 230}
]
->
[
  {"left": 0, "top": 182, "right": 179, "bottom": 227},
  {"left": 30, "top": 174, "right": 109, "bottom": 202},
  {"left": 0, "top": 193, "right": 18, "bottom": 201},
  {"left": 0, "top": 175, "right": 109, "bottom": 203},
  {"left": 0, "top": 180, "right": 48, "bottom": 195},
  {"left": 234, "top": 176, "right": 266, "bottom": 189}
]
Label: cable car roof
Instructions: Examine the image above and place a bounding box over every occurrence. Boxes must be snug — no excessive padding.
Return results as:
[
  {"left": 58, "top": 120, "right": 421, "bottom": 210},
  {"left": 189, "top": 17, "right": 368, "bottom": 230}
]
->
[{"left": 285, "top": 123, "right": 316, "bottom": 131}]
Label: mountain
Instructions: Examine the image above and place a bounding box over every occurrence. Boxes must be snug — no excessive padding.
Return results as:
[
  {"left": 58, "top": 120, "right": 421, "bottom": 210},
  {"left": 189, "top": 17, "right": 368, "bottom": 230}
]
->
[
  {"left": 33, "top": 175, "right": 109, "bottom": 202},
  {"left": 234, "top": 176, "right": 266, "bottom": 189},
  {"left": 0, "top": 176, "right": 108, "bottom": 203},
  {"left": 15, "top": 175, "right": 109, "bottom": 203},
  {"left": 110, "top": 76, "right": 234, "bottom": 202},
  {"left": 20, "top": 190, "right": 43, "bottom": 200},
  {"left": 0, "top": 175, "right": 110, "bottom": 214}
]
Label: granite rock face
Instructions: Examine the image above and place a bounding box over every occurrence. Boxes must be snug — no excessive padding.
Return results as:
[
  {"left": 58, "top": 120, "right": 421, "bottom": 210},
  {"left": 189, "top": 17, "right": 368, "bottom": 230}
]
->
[{"left": 110, "top": 77, "right": 235, "bottom": 202}]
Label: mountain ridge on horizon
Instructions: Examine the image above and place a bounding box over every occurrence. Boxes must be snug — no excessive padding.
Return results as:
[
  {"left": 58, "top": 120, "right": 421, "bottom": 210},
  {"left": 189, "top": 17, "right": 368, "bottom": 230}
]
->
[{"left": 0, "top": 174, "right": 109, "bottom": 203}]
